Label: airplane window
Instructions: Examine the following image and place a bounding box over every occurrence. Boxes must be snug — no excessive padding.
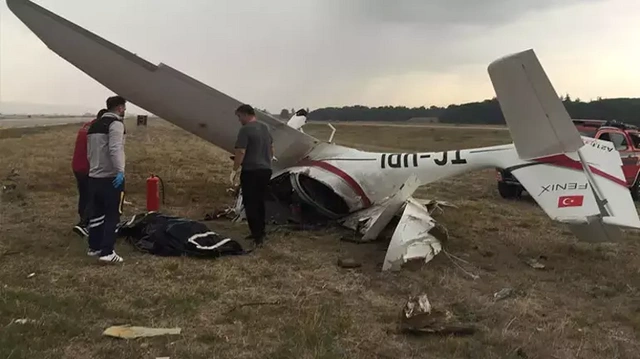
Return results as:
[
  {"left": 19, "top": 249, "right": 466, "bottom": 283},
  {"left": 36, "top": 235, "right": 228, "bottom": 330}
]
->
[{"left": 609, "top": 133, "right": 628, "bottom": 151}]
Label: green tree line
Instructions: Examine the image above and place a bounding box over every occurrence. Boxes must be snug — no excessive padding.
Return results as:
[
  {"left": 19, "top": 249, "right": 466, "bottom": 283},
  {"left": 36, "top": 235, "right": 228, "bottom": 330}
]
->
[{"left": 305, "top": 96, "right": 640, "bottom": 125}]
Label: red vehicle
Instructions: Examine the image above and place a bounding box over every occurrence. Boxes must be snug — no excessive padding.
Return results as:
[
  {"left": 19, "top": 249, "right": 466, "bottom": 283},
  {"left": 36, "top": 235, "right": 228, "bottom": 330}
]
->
[{"left": 497, "top": 119, "right": 640, "bottom": 200}]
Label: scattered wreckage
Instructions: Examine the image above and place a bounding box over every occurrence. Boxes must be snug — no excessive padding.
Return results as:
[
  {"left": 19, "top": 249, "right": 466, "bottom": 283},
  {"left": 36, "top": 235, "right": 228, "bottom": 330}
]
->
[
  {"left": 9, "top": 0, "right": 640, "bottom": 272},
  {"left": 220, "top": 171, "right": 457, "bottom": 271}
]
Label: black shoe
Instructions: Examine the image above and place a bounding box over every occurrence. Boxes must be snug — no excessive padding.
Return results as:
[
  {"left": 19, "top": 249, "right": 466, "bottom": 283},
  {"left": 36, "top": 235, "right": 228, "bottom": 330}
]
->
[
  {"left": 254, "top": 235, "right": 266, "bottom": 246},
  {"left": 73, "top": 225, "right": 88, "bottom": 238}
]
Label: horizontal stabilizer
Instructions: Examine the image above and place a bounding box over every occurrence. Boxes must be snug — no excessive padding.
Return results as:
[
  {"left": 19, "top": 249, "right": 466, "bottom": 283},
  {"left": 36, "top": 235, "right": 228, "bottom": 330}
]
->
[
  {"left": 568, "top": 221, "right": 623, "bottom": 243},
  {"left": 603, "top": 216, "right": 640, "bottom": 230},
  {"left": 510, "top": 143, "right": 640, "bottom": 242},
  {"left": 488, "top": 49, "right": 584, "bottom": 160}
]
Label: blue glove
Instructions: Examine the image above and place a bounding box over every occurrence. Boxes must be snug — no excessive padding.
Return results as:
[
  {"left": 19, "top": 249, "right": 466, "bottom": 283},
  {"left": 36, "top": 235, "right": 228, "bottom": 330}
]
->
[{"left": 113, "top": 172, "right": 124, "bottom": 188}]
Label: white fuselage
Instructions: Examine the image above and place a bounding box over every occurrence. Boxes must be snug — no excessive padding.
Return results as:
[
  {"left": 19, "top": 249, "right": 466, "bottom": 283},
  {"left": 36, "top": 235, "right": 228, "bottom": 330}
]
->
[
  {"left": 282, "top": 141, "right": 519, "bottom": 214},
  {"left": 281, "top": 135, "right": 618, "bottom": 216}
]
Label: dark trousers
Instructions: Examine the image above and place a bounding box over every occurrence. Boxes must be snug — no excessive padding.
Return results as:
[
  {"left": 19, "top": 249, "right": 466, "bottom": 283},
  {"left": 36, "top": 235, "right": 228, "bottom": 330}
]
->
[
  {"left": 87, "top": 177, "right": 125, "bottom": 256},
  {"left": 240, "top": 169, "right": 272, "bottom": 239},
  {"left": 74, "top": 171, "right": 90, "bottom": 226}
]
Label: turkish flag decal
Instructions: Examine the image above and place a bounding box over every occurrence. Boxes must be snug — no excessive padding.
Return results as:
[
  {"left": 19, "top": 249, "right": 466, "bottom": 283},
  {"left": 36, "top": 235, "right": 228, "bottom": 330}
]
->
[{"left": 558, "top": 195, "right": 584, "bottom": 208}]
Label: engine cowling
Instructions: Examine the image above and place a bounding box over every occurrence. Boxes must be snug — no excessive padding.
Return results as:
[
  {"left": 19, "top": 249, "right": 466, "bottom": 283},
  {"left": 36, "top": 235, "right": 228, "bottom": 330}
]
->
[
  {"left": 276, "top": 164, "right": 369, "bottom": 219},
  {"left": 290, "top": 172, "right": 350, "bottom": 218},
  {"left": 264, "top": 164, "right": 368, "bottom": 219}
]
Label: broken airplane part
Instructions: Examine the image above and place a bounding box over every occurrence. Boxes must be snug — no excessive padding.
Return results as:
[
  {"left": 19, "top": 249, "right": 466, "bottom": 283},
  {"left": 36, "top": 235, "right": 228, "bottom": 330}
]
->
[{"left": 9, "top": 0, "right": 640, "bottom": 271}]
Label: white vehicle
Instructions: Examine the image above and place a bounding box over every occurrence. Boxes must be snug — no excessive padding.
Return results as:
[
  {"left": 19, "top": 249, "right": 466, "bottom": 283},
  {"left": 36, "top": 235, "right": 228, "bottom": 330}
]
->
[{"left": 8, "top": 0, "right": 640, "bottom": 271}]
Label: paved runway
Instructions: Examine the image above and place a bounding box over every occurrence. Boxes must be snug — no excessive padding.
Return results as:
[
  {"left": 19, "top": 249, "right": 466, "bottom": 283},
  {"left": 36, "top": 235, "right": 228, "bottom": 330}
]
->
[{"left": 0, "top": 117, "right": 91, "bottom": 129}]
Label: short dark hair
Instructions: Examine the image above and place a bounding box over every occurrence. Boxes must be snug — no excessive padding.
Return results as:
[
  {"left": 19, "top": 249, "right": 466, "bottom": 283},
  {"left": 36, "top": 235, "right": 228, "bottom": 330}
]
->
[
  {"left": 235, "top": 104, "right": 255, "bottom": 116},
  {"left": 96, "top": 108, "right": 108, "bottom": 119},
  {"left": 106, "top": 96, "right": 126, "bottom": 110}
]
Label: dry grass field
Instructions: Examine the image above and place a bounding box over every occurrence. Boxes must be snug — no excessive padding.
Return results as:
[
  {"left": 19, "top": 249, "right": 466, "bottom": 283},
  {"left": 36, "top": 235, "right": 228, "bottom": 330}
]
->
[{"left": 1, "top": 119, "right": 640, "bottom": 358}]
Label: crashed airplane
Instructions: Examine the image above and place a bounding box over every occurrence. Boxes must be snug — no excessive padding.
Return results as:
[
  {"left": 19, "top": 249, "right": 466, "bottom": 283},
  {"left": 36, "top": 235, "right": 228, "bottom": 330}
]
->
[{"left": 8, "top": 0, "right": 640, "bottom": 271}]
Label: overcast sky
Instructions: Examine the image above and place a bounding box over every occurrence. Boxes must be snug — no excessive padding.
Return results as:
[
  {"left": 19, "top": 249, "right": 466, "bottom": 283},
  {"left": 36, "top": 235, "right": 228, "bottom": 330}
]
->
[{"left": 1, "top": 0, "right": 639, "bottom": 114}]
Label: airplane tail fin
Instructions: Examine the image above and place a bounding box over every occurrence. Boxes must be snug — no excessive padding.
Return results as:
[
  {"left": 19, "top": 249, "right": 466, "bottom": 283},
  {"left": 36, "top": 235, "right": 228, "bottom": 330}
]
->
[{"left": 488, "top": 49, "right": 640, "bottom": 242}]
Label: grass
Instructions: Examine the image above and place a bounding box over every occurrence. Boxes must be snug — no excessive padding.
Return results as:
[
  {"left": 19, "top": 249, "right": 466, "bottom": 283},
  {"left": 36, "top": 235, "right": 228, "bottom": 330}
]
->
[{"left": 1, "top": 119, "right": 640, "bottom": 358}]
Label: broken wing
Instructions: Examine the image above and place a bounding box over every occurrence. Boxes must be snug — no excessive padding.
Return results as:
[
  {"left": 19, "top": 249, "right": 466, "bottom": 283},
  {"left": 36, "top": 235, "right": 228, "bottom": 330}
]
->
[{"left": 7, "top": 0, "right": 320, "bottom": 170}]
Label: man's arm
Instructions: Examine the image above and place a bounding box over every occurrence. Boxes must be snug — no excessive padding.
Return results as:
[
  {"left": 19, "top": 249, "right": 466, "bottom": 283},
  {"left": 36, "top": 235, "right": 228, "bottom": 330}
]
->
[
  {"left": 233, "top": 148, "right": 245, "bottom": 172},
  {"left": 269, "top": 130, "right": 275, "bottom": 162},
  {"left": 233, "top": 127, "right": 247, "bottom": 171},
  {"left": 108, "top": 121, "right": 126, "bottom": 174}
]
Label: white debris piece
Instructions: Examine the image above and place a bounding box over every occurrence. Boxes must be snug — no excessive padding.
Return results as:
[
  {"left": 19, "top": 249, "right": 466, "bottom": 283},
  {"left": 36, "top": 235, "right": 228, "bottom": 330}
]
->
[
  {"left": 341, "top": 175, "right": 420, "bottom": 242},
  {"left": 403, "top": 294, "right": 432, "bottom": 319},
  {"left": 525, "top": 258, "right": 546, "bottom": 270},
  {"left": 231, "top": 191, "right": 245, "bottom": 223},
  {"left": 11, "top": 318, "right": 36, "bottom": 325},
  {"left": 493, "top": 288, "right": 515, "bottom": 301},
  {"left": 383, "top": 198, "right": 443, "bottom": 271},
  {"left": 416, "top": 198, "right": 458, "bottom": 215},
  {"left": 400, "top": 294, "right": 477, "bottom": 336},
  {"left": 286, "top": 113, "right": 307, "bottom": 132},
  {"left": 103, "top": 325, "right": 181, "bottom": 339}
]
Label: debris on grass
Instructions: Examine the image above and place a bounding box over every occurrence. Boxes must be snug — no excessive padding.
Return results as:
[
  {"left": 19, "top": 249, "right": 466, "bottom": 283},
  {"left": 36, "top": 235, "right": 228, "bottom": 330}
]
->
[
  {"left": 399, "top": 294, "right": 477, "bottom": 336},
  {"left": 103, "top": 325, "right": 181, "bottom": 339},
  {"left": 10, "top": 318, "right": 36, "bottom": 325},
  {"left": 493, "top": 287, "right": 515, "bottom": 301},
  {"left": 443, "top": 250, "right": 480, "bottom": 280},
  {"left": 404, "top": 294, "right": 432, "bottom": 318},
  {"left": 337, "top": 257, "right": 361, "bottom": 268},
  {"left": 524, "top": 258, "right": 546, "bottom": 270},
  {"left": 1, "top": 168, "right": 26, "bottom": 203},
  {"left": 4, "top": 121, "right": 640, "bottom": 357}
]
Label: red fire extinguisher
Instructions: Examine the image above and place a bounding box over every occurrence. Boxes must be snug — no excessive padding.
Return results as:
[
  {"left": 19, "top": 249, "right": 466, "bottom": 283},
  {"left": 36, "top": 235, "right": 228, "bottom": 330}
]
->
[{"left": 146, "top": 174, "right": 163, "bottom": 212}]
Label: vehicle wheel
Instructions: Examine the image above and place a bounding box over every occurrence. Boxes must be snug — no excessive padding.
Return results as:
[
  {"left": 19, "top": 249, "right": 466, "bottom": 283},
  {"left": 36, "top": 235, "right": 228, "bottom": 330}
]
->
[
  {"left": 498, "top": 182, "right": 522, "bottom": 199},
  {"left": 631, "top": 180, "right": 640, "bottom": 201}
]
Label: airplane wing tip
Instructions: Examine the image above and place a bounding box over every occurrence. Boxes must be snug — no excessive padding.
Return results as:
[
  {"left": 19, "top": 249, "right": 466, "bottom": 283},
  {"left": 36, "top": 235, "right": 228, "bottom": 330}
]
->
[
  {"left": 7, "top": 0, "right": 30, "bottom": 12},
  {"left": 488, "top": 48, "right": 536, "bottom": 72},
  {"left": 6, "top": 0, "right": 17, "bottom": 12}
]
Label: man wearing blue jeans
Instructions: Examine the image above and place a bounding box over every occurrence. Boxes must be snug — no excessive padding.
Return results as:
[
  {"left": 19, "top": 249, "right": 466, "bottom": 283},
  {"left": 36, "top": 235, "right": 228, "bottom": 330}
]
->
[{"left": 86, "top": 95, "right": 127, "bottom": 263}]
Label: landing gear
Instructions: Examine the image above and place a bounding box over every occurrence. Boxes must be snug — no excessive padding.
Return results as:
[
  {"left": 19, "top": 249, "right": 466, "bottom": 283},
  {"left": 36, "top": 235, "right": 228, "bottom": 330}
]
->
[
  {"left": 631, "top": 180, "right": 640, "bottom": 202},
  {"left": 498, "top": 181, "right": 523, "bottom": 199}
]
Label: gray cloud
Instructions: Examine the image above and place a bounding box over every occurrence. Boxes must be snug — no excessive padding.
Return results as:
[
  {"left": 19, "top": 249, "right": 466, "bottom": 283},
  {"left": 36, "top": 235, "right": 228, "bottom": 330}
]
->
[
  {"left": 352, "top": 0, "right": 602, "bottom": 27},
  {"left": 0, "top": 0, "right": 631, "bottom": 114}
]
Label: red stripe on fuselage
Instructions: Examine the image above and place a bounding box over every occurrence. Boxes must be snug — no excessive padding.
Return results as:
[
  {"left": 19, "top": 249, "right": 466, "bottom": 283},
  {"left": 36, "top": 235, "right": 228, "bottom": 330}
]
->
[
  {"left": 298, "top": 159, "right": 372, "bottom": 207},
  {"left": 533, "top": 154, "right": 628, "bottom": 187}
]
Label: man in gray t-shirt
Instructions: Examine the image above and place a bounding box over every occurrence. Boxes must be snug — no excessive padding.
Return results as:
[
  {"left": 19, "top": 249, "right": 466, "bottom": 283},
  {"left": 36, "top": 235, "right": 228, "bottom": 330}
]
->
[{"left": 233, "top": 104, "right": 273, "bottom": 245}]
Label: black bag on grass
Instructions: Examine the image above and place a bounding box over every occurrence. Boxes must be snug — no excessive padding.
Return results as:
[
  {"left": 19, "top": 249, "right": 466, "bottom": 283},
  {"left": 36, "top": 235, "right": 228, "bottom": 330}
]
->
[{"left": 117, "top": 212, "right": 244, "bottom": 257}]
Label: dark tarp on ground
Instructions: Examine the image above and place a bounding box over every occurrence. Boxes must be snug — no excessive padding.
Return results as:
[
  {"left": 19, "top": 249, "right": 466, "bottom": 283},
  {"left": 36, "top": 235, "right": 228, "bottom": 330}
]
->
[{"left": 116, "top": 212, "right": 244, "bottom": 257}]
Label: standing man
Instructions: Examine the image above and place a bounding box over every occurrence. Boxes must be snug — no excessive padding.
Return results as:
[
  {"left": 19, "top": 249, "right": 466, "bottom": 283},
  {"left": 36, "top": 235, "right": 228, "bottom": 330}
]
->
[
  {"left": 233, "top": 104, "right": 273, "bottom": 246},
  {"left": 71, "top": 108, "right": 107, "bottom": 238},
  {"left": 86, "top": 96, "right": 127, "bottom": 263}
]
